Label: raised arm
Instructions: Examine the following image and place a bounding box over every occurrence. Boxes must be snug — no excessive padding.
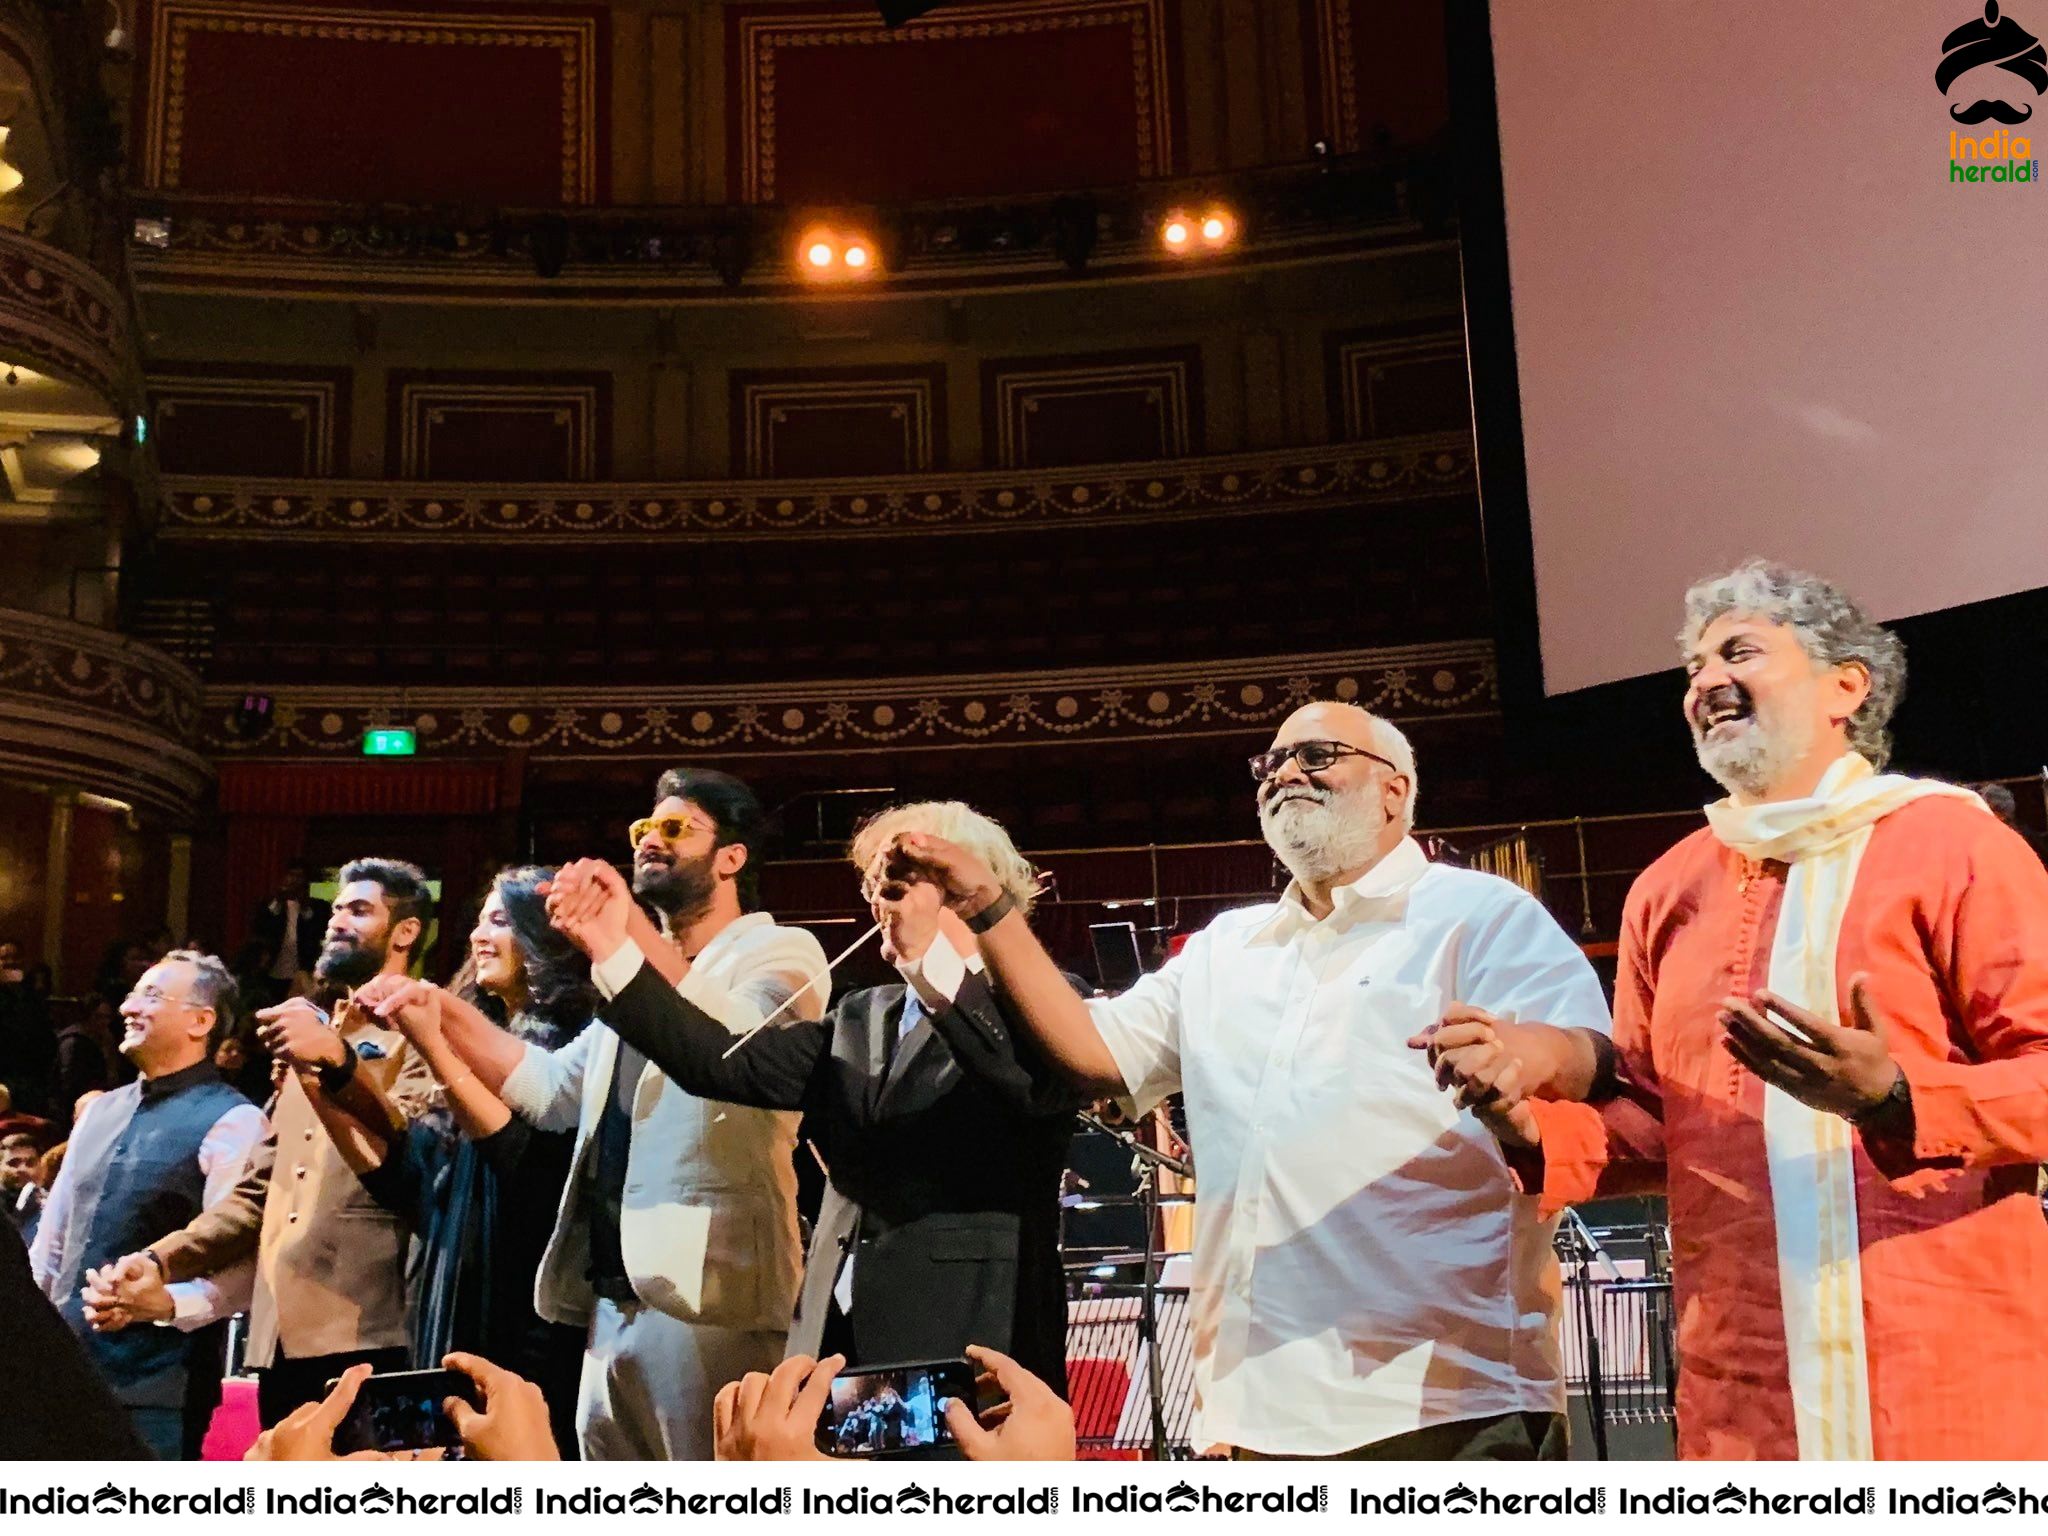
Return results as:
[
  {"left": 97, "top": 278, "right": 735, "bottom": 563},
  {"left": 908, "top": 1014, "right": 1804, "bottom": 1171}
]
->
[
  {"left": 364, "top": 981, "right": 516, "bottom": 1142},
  {"left": 596, "top": 956, "right": 827, "bottom": 1110},
  {"left": 904, "top": 913, "right": 1089, "bottom": 1117},
  {"left": 257, "top": 993, "right": 406, "bottom": 1176},
  {"left": 884, "top": 832, "right": 1127, "bottom": 1095},
  {"left": 423, "top": 975, "right": 532, "bottom": 1097},
  {"left": 546, "top": 860, "right": 829, "bottom": 1108}
]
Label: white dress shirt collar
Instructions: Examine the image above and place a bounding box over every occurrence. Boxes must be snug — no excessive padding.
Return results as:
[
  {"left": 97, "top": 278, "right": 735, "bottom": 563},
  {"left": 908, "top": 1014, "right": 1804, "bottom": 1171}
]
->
[{"left": 1249, "top": 833, "right": 1429, "bottom": 944}]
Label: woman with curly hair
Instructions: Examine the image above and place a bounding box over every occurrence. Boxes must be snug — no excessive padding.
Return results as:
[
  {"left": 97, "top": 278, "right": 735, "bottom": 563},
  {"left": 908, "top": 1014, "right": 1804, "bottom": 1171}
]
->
[{"left": 291, "top": 866, "right": 594, "bottom": 1454}]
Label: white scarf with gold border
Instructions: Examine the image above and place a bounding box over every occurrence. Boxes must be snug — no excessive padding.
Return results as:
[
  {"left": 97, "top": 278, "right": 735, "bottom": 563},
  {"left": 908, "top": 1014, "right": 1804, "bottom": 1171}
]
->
[{"left": 1703, "top": 752, "right": 1984, "bottom": 1459}]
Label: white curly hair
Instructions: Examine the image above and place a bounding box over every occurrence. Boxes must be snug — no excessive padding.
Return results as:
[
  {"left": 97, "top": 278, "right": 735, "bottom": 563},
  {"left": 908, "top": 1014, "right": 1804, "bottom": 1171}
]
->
[{"left": 849, "top": 800, "right": 1041, "bottom": 916}]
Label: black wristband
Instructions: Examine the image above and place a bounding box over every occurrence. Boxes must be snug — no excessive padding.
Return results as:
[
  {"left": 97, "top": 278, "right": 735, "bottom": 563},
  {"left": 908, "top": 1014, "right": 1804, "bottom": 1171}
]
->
[
  {"left": 316, "top": 1044, "right": 360, "bottom": 1096},
  {"left": 964, "top": 889, "right": 1017, "bottom": 933},
  {"left": 1851, "top": 1066, "right": 1913, "bottom": 1135}
]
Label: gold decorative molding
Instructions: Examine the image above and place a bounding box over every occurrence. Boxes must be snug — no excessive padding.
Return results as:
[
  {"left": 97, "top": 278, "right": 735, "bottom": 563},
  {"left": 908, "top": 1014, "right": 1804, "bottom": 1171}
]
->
[
  {"left": 0, "top": 226, "right": 134, "bottom": 407},
  {"left": 199, "top": 641, "right": 1496, "bottom": 760},
  {"left": 1331, "top": 328, "right": 1468, "bottom": 440},
  {"left": 987, "top": 350, "right": 1197, "bottom": 468},
  {"left": 736, "top": 0, "right": 1173, "bottom": 204},
  {"left": 736, "top": 371, "right": 942, "bottom": 477},
  {"left": 393, "top": 378, "right": 604, "bottom": 480},
  {"left": 149, "top": 371, "right": 343, "bottom": 476},
  {"left": 143, "top": 0, "right": 600, "bottom": 203},
  {"left": 1311, "top": 0, "right": 1361, "bottom": 154},
  {"left": 157, "top": 433, "right": 1474, "bottom": 544},
  {"left": 0, "top": 608, "right": 211, "bottom": 817}
]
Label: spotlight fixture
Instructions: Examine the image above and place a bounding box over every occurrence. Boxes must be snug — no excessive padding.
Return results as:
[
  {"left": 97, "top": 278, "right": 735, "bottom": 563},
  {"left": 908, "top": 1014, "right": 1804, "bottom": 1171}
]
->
[
  {"left": 1159, "top": 204, "right": 1239, "bottom": 256},
  {"left": 795, "top": 223, "right": 881, "bottom": 282}
]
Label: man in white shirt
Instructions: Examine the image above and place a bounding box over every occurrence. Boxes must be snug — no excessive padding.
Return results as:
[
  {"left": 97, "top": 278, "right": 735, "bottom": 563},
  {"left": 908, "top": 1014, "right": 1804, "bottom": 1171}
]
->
[
  {"left": 885, "top": 701, "right": 1613, "bottom": 1458},
  {"left": 33, "top": 950, "right": 265, "bottom": 1458},
  {"left": 432, "top": 768, "right": 829, "bottom": 1460}
]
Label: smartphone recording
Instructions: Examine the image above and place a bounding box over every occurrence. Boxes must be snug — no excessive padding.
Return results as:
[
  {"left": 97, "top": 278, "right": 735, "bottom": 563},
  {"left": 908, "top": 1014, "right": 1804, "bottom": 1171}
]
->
[
  {"left": 328, "top": 1367, "right": 481, "bottom": 1457},
  {"left": 815, "top": 1358, "right": 976, "bottom": 1457}
]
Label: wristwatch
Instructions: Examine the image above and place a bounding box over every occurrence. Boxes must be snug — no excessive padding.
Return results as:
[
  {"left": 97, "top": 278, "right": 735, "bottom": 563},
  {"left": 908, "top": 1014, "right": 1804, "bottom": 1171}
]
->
[{"left": 1851, "top": 1067, "right": 1913, "bottom": 1134}]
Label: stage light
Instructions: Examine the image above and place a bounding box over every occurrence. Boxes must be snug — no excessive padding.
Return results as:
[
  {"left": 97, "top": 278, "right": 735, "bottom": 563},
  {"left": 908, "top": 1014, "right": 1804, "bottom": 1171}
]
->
[
  {"left": 1161, "top": 205, "right": 1238, "bottom": 257},
  {"left": 1201, "top": 206, "right": 1239, "bottom": 246},
  {"left": 796, "top": 223, "right": 880, "bottom": 282}
]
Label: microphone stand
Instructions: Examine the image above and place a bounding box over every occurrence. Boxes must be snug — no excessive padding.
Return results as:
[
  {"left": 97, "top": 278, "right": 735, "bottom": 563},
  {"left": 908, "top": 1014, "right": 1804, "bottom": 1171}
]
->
[
  {"left": 1556, "top": 1208, "right": 1611, "bottom": 1461},
  {"left": 1078, "top": 1111, "right": 1190, "bottom": 1459}
]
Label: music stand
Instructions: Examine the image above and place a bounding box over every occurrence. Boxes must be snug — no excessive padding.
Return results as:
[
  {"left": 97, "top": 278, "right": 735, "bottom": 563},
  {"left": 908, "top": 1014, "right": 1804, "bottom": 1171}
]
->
[{"left": 1078, "top": 1109, "right": 1190, "bottom": 1459}]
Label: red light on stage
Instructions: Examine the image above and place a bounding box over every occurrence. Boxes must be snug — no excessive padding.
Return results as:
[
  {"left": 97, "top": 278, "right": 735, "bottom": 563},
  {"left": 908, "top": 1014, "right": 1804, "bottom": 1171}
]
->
[
  {"left": 843, "top": 241, "right": 871, "bottom": 270},
  {"left": 1200, "top": 207, "right": 1237, "bottom": 246},
  {"left": 1160, "top": 213, "right": 1192, "bottom": 252}
]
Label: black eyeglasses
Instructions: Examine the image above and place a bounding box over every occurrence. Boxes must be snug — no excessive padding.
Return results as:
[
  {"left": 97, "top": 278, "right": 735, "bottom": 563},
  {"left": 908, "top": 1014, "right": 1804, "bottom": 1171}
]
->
[{"left": 1248, "top": 739, "right": 1399, "bottom": 783}]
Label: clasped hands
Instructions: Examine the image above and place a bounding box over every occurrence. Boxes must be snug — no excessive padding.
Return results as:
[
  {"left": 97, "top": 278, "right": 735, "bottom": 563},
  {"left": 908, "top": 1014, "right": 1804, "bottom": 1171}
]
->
[
  {"left": 1412, "top": 973, "right": 1904, "bottom": 1148},
  {"left": 539, "top": 858, "right": 637, "bottom": 961}
]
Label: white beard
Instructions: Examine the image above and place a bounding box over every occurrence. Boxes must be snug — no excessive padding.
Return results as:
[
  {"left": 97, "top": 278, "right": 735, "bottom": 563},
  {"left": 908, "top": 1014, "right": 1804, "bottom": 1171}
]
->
[
  {"left": 1259, "top": 783, "right": 1386, "bottom": 886},
  {"left": 1693, "top": 707, "right": 1815, "bottom": 798}
]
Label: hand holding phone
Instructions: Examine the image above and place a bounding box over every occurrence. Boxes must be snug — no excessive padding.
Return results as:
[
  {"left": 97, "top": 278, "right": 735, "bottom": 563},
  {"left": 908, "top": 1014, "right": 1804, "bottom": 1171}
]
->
[
  {"left": 327, "top": 1367, "right": 484, "bottom": 1457},
  {"left": 815, "top": 1358, "right": 978, "bottom": 1457}
]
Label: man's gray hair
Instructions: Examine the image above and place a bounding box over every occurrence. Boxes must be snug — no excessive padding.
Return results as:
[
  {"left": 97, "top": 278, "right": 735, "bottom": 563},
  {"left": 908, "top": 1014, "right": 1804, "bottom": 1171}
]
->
[
  {"left": 162, "top": 948, "right": 239, "bottom": 1048},
  {"left": 1372, "top": 715, "right": 1421, "bottom": 828},
  {"left": 1679, "top": 560, "right": 1906, "bottom": 769}
]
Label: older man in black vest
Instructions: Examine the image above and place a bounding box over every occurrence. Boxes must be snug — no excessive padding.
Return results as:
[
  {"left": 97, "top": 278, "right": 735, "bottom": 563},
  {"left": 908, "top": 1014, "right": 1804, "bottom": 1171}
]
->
[{"left": 32, "top": 950, "right": 264, "bottom": 1458}]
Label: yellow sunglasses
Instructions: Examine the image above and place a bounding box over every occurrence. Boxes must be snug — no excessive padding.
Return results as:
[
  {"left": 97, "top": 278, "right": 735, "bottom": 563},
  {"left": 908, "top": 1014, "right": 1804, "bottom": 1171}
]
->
[{"left": 627, "top": 814, "right": 711, "bottom": 850}]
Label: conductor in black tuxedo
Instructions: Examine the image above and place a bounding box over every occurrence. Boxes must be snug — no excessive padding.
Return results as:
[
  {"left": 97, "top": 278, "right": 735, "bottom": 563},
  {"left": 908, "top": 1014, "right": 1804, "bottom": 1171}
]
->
[{"left": 543, "top": 801, "right": 1082, "bottom": 1395}]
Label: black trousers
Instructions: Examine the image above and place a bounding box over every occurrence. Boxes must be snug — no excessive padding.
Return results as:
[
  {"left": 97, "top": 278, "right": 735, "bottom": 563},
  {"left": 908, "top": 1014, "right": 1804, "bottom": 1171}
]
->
[
  {"left": 256, "top": 1345, "right": 408, "bottom": 1428},
  {"left": 1237, "top": 1409, "right": 1568, "bottom": 1461}
]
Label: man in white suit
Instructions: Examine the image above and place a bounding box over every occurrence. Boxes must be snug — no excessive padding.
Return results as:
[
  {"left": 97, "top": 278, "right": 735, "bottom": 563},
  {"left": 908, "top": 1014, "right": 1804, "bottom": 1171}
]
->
[{"left": 434, "top": 768, "right": 828, "bottom": 1459}]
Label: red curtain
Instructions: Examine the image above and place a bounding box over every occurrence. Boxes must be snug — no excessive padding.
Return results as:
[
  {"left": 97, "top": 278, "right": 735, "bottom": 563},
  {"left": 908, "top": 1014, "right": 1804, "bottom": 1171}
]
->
[
  {"left": 216, "top": 761, "right": 514, "bottom": 954},
  {"left": 216, "top": 761, "right": 508, "bottom": 817},
  {"left": 221, "top": 814, "right": 308, "bottom": 959}
]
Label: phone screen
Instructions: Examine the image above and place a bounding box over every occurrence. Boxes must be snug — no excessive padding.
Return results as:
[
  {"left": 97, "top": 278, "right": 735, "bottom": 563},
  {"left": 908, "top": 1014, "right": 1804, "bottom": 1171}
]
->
[
  {"left": 815, "top": 1358, "right": 977, "bottom": 1457},
  {"left": 328, "top": 1368, "right": 481, "bottom": 1456}
]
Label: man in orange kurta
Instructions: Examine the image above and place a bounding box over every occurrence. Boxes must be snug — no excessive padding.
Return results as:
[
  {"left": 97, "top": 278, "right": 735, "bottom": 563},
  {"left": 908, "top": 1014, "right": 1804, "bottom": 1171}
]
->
[{"left": 1427, "top": 561, "right": 2048, "bottom": 1459}]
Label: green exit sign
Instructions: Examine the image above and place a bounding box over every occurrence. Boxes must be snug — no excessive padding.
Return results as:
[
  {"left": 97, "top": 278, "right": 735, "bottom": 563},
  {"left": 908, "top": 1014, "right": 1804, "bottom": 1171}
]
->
[{"left": 363, "top": 727, "right": 417, "bottom": 757}]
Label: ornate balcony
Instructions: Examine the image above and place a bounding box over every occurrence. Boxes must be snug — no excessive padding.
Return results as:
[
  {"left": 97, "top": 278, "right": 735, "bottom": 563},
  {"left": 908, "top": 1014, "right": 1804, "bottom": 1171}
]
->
[
  {"left": 197, "top": 640, "right": 1497, "bottom": 762},
  {"left": 0, "top": 607, "right": 210, "bottom": 817},
  {"left": 154, "top": 433, "right": 1475, "bottom": 545}
]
